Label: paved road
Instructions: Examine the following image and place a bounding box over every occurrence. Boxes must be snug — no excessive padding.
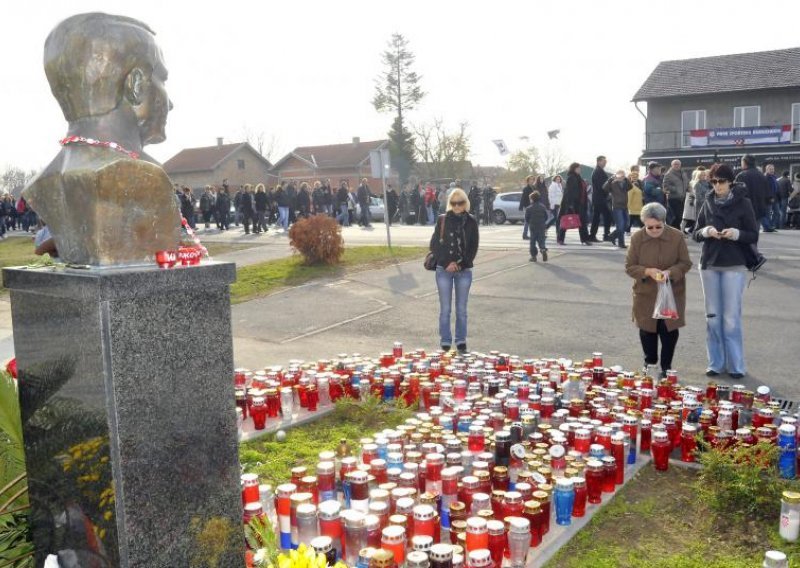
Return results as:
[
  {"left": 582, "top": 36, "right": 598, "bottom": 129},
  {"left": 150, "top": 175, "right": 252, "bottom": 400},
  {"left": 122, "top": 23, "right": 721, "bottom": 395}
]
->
[
  {"left": 218, "top": 224, "right": 800, "bottom": 402},
  {"left": 2, "top": 224, "right": 799, "bottom": 401}
]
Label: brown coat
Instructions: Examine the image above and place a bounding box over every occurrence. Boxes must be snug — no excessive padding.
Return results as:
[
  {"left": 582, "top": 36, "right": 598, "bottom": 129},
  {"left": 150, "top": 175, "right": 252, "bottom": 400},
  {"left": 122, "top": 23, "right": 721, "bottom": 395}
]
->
[{"left": 625, "top": 226, "right": 692, "bottom": 332}]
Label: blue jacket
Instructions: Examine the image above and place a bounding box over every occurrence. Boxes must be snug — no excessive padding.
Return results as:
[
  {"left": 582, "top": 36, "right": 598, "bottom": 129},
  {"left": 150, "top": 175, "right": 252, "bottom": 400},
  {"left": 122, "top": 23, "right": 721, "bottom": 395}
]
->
[{"left": 642, "top": 174, "right": 664, "bottom": 204}]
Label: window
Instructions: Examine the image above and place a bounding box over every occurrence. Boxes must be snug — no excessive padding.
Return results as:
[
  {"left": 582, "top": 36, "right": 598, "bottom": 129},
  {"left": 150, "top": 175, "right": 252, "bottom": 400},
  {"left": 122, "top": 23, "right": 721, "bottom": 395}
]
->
[
  {"left": 733, "top": 106, "right": 760, "bottom": 127},
  {"left": 792, "top": 103, "right": 800, "bottom": 143},
  {"left": 237, "top": 159, "right": 245, "bottom": 170},
  {"left": 500, "top": 193, "right": 521, "bottom": 202},
  {"left": 681, "top": 110, "right": 706, "bottom": 147}
]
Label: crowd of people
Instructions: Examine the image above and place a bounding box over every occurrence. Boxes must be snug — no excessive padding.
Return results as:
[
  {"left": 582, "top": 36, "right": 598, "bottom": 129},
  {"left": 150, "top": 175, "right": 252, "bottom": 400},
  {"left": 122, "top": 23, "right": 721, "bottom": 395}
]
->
[
  {"left": 171, "top": 178, "right": 499, "bottom": 235},
  {"left": 0, "top": 195, "right": 38, "bottom": 239},
  {"left": 542, "top": 155, "right": 800, "bottom": 253}
]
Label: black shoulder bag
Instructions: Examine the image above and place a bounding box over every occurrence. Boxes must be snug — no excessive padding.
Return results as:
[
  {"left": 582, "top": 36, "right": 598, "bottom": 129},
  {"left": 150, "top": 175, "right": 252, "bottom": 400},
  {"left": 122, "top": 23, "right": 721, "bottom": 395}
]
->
[{"left": 424, "top": 215, "right": 446, "bottom": 271}]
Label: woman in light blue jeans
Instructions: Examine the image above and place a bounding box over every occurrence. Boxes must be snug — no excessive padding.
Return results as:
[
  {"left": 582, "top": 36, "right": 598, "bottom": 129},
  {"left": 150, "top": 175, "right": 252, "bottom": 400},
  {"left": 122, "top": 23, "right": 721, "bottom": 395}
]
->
[
  {"left": 430, "top": 188, "right": 480, "bottom": 354},
  {"left": 693, "top": 163, "right": 759, "bottom": 379}
]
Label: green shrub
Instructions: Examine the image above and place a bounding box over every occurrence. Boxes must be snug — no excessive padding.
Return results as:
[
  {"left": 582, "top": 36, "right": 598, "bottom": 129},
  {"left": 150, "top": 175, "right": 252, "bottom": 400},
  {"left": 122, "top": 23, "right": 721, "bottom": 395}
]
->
[
  {"left": 695, "top": 441, "right": 798, "bottom": 522},
  {"left": 288, "top": 216, "right": 345, "bottom": 265}
]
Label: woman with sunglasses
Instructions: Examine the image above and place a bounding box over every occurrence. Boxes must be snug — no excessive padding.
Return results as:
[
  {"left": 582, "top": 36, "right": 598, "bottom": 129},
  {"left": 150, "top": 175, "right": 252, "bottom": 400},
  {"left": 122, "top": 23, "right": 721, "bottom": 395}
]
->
[
  {"left": 693, "top": 163, "right": 759, "bottom": 379},
  {"left": 429, "top": 188, "right": 480, "bottom": 354},
  {"left": 625, "top": 202, "right": 692, "bottom": 377}
]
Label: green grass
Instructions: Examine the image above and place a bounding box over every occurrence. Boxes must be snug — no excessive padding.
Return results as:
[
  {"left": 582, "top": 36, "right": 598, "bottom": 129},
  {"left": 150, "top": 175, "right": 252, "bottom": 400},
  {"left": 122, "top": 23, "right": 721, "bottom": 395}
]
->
[
  {"left": 543, "top": 464, "right": 787, "bottom": 568},
  {"left": 230, "top": 246, "right": 426, "bottom": 303},
  {"left": 239, "top": 395, "right": 413, "bottom": 487},
  {"left": 0, "top": 236, "right": 41, "bottom": 270},
  {"left": 204, "top": 242, "right": 258, "bottom": 257}
]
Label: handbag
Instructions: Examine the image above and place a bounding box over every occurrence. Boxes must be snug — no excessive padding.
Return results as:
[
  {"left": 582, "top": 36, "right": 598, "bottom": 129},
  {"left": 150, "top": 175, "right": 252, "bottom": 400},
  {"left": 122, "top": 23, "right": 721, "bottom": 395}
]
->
[
  {"left": 559, "top": 213, "right": 582, "bottom": 231},
  {"left": 424, "top": 215, "right": 446, "bottom": 271}
]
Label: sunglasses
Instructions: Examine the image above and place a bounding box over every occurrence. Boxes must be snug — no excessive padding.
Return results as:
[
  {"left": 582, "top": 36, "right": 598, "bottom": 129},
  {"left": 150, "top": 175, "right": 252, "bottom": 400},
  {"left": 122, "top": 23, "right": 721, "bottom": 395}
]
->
[
  {"left": 450, "top": 200, "right": 466, "bottom": 206},
  {"left": 645, "top": 225, "right": 664, "bottom": 231},
  {"left": 710, "top": 178, "right": 730, "bottom": 185}
]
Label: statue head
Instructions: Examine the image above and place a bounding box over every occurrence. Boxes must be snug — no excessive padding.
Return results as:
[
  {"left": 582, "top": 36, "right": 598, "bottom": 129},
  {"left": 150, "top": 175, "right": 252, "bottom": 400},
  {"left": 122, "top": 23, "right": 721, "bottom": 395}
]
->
[{"left": 44, "top": 13, "right": 172, "bottom": 145}]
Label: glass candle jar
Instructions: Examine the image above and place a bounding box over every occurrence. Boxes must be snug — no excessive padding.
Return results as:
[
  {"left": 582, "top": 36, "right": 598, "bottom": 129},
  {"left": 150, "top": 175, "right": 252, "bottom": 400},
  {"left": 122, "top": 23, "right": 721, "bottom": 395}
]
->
[
  {"left": 242, "top": 473, "right": 260, "bottom": 505},
  {"left": 429, "top": 543, "right": 454, "bottom": 568},
  {"left": 640, "top": 419, "right": 652, "bottom": 453},
  {"left": 506, "top": 517, "right": 530, "bottom": 568},
  {"left": 571, "top": 477, "right": 587, "bottom": 518},
  {"left": 296, "top": 503, "right": 319, "bottom": 547},
  {"left": 406, "top": 551, "right": 430, "bottom": 568},
  {"left": 311, "top": 535, "right": 338, "bottom": 566},
  {"left": 611, "top": 434, "right": 625, "bottom": 485},
  {"left": 350, "top": 471, "right": 371, "bottom": 513},
  {"left": 651, "top": 431, "right": 671, "bottom": 472},
  {"left": 465, "top": 517, "right": 489, "bottom": 554},
  {"left": 381, "top": 525, "right": 406, "bottom": 567},
  {"left": 494, "top": 432, "right": 511, "bottom": 467},
  {"left": 680, "top": 425, "right": 698, "bottom": 463},
  {"left": 307, "top": 385, "right": 319, "bottom": 412},
  {"left": 413, "top": 505, "right": 436, "bottom": 540},
  {"left": 491, "top": 467, "right": 509, "bottom": 492},
  {"left": 779, "top": 424, "right": 797, "bottom": 480},
  {"left": 553, "top": 478, "right": 575, "bottom": 526},
  {"left": 289, "top": 493, "right": 313, "bottom": 549},
  {"left": 533, "top": 489, "right": 551, "bottom": 536},
  {"left": 780, "top": 491, "right": 800, "bottom": 542},
  {"left": 317, "top": 462, "right": 336, "bottom": 503},
  {"left": 266, "top": 388, "right": 280, "bottom": 418},
  {"left": 468, "top": 425, "right": 485, "bottom": 453},
  {"left": 502, "top": 491, "right": 524, "bottom": 519},
  {"left": 523, "top": 500, "right": 543, "bottom": 547},
  {"left": 425, "top": 453, "right": 444, "bottom": 495},
  {"left": 585, "top": 460, "right": 604, "bottom": 504},
  {"left": 280, "top": 386, "right": 294, "bottom": 418},
  {"left": 486, "top": 520, "right": 505, "bottom": 567},
  {"left": 412, "top": 535, "right": 433, "bottom": 553},
  {"left": 467, "top": 549, "right": 492, "bottom": 568},
  {"left": 342, "top": 510, "right": 367, "bottom": 566},
  {"left": 471, "top": 493, "right": 491, "bottom": 516},
  {"left": 318, "top": 500, "right": 343, "bottom": 559},
  {"left": 601, "top": 457, "right": 616, "bottom": 494}
]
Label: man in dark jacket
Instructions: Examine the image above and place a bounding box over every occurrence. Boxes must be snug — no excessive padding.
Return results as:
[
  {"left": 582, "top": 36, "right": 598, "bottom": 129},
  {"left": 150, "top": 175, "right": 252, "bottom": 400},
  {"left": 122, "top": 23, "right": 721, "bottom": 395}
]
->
[
  {"left": 777, "top": 170, "right": 792, "bottom": 229},
  {"left": 386, "top": 184, "right": 399, "bottom": 225},
  {"left": 233, "top": 187, "right": 243, "bottom": 226},
  {"left": 734, "top": 154, "right": 771, "bottom": 232},
  {"left": 590, "top": 155, "right": 611, "bottom": 242},
  {"left": 286, "top": 182, "right": 297, "bottom": 225},
  {"left": 663, "top": 159, "right": 688, "bottom": 229},
  {"left": 469, "top": 184, "right": 482, "bottom": 218},
  {"left": 482, "top": 185, "right": 496, "bottom": 225},
  {"left": 179, "top": 187, "right": 195, "bottom": 228},
  {"left": 199, "top": 186, "right": 215, "bottom": 229},
  {"left": 357, "top": 178, "right": 372, "bottom": 228},
  {"left": 765, "top": 164, "right": 781, "bottom": 231},
  {"left": 520, "top": 175, "right": 535, "bottom": 239},
  {"left": 335, "top": 180, "right": 350, "bottom": 226},
  {"left": 216, "top": 187, "right": 231, "bottom": 230},
  {"left": 254, "top": 185, "right": 268, "bottom": 233},
  {"left": 239, "top": 184, "right": 256, "bottom": 234}
]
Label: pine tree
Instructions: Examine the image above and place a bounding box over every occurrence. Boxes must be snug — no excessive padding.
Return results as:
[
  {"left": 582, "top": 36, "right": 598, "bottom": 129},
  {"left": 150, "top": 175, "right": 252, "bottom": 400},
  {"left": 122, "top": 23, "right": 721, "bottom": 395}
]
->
[{"left": 372, "top": 33, "right": 424, "bottom": 185}]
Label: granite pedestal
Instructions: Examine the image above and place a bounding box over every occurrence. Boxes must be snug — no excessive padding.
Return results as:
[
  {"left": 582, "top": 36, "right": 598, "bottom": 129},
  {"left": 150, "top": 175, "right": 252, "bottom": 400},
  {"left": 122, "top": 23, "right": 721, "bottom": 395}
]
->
[{"left": 3, "top": 262, "right": 245, "bottom": 568}]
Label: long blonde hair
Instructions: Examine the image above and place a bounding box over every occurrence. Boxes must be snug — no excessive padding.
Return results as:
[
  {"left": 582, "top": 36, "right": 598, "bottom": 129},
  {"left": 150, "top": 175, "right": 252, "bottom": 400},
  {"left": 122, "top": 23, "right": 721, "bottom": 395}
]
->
[{"left": 446, "top": 188, "right": 470, "bottom": 212}]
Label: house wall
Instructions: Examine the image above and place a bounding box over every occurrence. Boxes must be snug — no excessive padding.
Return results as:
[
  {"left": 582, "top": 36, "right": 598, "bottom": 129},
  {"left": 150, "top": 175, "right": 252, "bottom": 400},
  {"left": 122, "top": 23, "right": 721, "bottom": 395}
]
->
[
  {"left": 273, "top": 157, "right": 399, "bottom": 190},
  {"left": 167, "top": 146, "right": 275, "bottom": 191},
  {"left": 645, "top": 88, "right": 800, "bottom": 151}
]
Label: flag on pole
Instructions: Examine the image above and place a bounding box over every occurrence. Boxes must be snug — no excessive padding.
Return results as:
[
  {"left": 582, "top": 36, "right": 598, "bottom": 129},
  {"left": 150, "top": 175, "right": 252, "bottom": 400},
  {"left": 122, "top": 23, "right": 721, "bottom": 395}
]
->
[{"left": 492, "top": 139, "right": 509, "bottom": 156}]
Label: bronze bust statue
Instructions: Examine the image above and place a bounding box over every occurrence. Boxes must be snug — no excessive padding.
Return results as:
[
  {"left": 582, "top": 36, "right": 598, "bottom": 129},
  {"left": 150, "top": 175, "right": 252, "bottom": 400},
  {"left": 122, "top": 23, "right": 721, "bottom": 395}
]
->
[{"left": 23, "top": 13, "right": 181, "bottom": 266}]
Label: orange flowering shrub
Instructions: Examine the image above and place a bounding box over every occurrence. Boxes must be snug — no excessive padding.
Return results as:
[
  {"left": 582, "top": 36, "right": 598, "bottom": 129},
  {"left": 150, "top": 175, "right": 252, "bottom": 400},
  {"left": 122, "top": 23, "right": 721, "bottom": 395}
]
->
[{"left": 288, "top": 216, "right": 345, "bottom": 265}]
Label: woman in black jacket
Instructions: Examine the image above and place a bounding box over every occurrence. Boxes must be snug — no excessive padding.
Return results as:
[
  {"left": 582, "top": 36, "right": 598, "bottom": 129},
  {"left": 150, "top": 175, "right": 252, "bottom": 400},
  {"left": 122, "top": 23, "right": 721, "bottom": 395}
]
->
[
  {"left": 693, "top": 163, "right": 759, "bottom": 379},
  {"left": 429, "top": 188, "right": 480, "bottom": 354},
  {"left": 557, "top": 162, "right": 590, "bottom": 245}
]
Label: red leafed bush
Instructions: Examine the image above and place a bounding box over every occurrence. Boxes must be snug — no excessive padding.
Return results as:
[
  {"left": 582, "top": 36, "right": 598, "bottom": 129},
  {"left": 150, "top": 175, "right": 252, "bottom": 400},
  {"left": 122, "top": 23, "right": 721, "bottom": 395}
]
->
[{"left": 288, "top": 215, "right": 345, "bottom": 265}]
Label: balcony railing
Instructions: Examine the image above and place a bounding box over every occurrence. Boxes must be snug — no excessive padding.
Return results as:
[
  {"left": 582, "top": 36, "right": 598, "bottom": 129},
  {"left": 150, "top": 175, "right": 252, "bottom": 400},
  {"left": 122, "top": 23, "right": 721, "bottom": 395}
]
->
[{"left": 644, "top": 126, "right": 800, "bottom": 152}]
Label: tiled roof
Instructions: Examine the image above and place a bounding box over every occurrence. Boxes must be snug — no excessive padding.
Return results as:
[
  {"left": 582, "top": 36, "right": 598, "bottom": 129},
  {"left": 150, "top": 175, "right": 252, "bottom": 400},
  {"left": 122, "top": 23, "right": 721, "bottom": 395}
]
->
[
  {"left": 632, "top": 47, "right": 800, "bottom": 101},
  {"left": 163, "top": 142, "right": 271, "bottom": 174},
  {"left": 273, "top": 139, "right": 388, "bottom": 170}
]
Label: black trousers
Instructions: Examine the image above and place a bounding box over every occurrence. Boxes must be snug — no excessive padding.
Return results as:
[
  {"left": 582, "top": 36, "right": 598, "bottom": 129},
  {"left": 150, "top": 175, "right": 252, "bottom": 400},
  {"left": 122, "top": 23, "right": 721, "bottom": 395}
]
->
[
  {"left": 668, "top": 198, "right": 684, "bottom": 229},
  {"left": 640, "top": 319, "right": 679, "bottom": 373},
  {"left": 590, "top": 200, "right": 611, "bottom": 238}
]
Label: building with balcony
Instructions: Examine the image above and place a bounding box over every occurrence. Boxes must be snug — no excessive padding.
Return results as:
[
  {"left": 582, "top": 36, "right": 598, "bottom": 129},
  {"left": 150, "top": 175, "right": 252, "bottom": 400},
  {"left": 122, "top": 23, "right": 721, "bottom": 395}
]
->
[{"left": 633, "top": 47, "right": 800, "bottom": 177}]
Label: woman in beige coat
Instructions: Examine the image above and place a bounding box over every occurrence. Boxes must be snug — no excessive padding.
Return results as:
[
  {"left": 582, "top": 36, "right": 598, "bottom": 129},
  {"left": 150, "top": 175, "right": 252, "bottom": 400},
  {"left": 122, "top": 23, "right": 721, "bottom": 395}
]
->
[{"left": 625, "top": 202, "right": 693, "bottom": 377}]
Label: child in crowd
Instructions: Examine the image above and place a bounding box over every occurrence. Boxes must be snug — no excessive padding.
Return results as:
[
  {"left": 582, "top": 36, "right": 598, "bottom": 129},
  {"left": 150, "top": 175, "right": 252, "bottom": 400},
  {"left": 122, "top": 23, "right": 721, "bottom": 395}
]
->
[{"left": 525, "top": 191, "right": 549, "bottom": 262}]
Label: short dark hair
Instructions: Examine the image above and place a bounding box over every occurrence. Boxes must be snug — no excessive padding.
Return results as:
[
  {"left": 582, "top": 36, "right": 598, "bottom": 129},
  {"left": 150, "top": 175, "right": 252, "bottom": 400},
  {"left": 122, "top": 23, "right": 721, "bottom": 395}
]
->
[
  {"left": 709, "top": 163, "right": 735, "bottom": 183},
  {"left": 647, "top": 161, "right": 661, "bottom": 171},
  {"left": 596, "top": 155, "right": 606, "bottom": 163},
  {"left": 742, "top": 154, "right": 756, "bottom": 167},
  {"left": 783, "top": 171, "right": 790, "bottom": 177},
  {"left": 568, "top": 162, "right": 581, "bottom": 174},
  {"left": 531, "top": 190, "right": 541, "bottom": 202}
]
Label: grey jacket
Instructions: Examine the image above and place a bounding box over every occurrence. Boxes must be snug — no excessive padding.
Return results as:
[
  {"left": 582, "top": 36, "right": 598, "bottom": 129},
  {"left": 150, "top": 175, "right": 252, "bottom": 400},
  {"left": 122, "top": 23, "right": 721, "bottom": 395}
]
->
[{"left": 663, "top": 169, "right": 688, "bottom": 199}]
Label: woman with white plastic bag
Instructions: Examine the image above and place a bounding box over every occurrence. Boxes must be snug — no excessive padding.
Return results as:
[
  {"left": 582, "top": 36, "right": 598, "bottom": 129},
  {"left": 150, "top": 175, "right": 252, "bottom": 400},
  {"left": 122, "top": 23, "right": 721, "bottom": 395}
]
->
[{"left": 625, "top": 202, "right": 693, "bottom": 378}]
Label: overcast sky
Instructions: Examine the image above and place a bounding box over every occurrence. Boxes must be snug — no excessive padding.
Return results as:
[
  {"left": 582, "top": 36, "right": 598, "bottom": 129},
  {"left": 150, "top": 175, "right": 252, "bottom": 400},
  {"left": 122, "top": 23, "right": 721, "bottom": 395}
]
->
[{"left": 2, "top": 0, "right": 799, "bottom": 176}]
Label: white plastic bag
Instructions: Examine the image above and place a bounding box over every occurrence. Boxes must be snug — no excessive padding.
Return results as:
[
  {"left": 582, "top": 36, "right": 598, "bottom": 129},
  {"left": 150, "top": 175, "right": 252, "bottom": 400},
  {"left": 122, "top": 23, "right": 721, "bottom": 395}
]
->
[{"left": 652, "top": 278, "right": 679, "bottom": 320}]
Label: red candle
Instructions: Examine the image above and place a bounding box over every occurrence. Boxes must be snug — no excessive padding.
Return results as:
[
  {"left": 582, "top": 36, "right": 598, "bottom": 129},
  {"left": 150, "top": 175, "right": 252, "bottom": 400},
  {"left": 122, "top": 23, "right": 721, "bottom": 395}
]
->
[
  {"left": 681, "top": 425, "right": 697, "bottom": 463},
  {"left": 651, "top": 431, "right": 671, "bottom": 471},
  {"left": 486, "top": 520, "right": 505, "bottom": 566},
  {"left": 465, "top": 517, "right": 488, "bottom": 553},
  {"left": 572, "top": 477, "right": 587, "bottom": 517},
  {"left": 251, "top": 397, "right": 267, "bottom": 430},
  {"left": 242, "top": 473, "right": 260, "bottom": 505},
  {"left": 601, "top": 457, "right": 616, "bottom": 493},
  {"left": 585, "top": 460, "right": 604, "bottom": 504}
]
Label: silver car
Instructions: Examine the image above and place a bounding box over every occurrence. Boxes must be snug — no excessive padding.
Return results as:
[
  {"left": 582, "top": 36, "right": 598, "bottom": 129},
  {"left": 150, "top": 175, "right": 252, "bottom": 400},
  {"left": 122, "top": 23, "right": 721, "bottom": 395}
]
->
[
  {"left": 355, "top": 196, "right": 386, "bottom": 222},
  {"left": 492, "top": 191, "right": 525, "bottom": 224}
]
